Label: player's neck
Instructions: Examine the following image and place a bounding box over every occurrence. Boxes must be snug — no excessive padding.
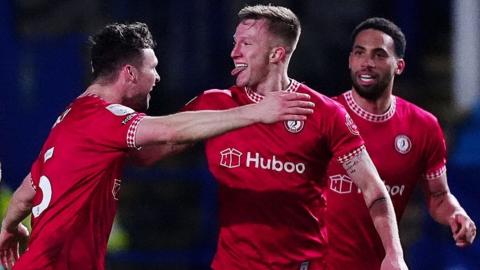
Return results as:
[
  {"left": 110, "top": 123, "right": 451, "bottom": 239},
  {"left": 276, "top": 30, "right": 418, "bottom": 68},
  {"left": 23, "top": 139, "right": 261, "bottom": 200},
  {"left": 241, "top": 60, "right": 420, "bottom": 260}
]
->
[
  {"left": 351, "top": 88, "right": 393, "bottom": 115},
  {"left": 82, "top": 83, "right": 123, "bottom": 104},
  {"left": 252, "top": 72, "right": 290, "bottom": 96}
]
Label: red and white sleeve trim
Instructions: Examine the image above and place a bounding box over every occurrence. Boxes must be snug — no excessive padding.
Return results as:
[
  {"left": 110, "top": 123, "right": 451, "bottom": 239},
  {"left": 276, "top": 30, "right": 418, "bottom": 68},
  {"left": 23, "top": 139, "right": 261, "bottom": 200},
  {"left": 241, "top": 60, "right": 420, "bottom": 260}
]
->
[
  {"left": 337, "top": 145, "right": 366, "bottom": 164},
  {"left": 423, "top": 165, "right": 447, "bottom": 180},
  {"left": 126, "top": 115, "right": 144, "bottom": 149}
]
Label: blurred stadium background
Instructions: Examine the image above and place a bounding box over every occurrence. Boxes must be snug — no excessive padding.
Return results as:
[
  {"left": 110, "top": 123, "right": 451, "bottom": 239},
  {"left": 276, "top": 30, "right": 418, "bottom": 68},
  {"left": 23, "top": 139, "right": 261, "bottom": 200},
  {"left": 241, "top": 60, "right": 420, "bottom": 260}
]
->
[{"left": 0, "top": 0, "right": 478, "bottom": 269}]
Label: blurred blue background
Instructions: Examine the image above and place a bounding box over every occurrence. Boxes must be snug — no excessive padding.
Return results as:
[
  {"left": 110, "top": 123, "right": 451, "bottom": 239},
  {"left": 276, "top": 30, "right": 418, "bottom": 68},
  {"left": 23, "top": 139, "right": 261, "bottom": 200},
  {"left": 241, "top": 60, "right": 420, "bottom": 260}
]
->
[{"left": 0, "top": 0, "right": 478, "bottom": 269}]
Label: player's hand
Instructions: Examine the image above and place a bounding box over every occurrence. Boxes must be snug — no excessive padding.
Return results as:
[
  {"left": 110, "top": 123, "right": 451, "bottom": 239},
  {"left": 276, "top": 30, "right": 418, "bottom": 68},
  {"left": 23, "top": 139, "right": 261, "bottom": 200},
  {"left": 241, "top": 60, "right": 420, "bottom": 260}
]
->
[
  {"left": 380, "top": 254, "right": 408, "bottom": 270},
  {"left": 256, "top": 92, "right": 314, "bottom": 124},
  {"left": 449, "top": 213, "right": 476, "bottom": 247},
  {"left": 0, "top": 224, "right": 29, "bottom": 269}
]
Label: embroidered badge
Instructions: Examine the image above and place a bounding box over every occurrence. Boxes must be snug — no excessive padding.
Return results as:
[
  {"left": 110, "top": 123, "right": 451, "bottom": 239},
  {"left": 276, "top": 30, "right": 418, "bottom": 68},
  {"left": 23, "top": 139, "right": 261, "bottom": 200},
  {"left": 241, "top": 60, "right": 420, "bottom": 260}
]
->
[
  {"left": 345, "top": 113, "right": 360, "bottom": 135},
  {"left": 394, "top": 135, "right": 412, "bottom": 154},
  {"left": 284, "top": 120, "right": 304, "bottom": 133}
]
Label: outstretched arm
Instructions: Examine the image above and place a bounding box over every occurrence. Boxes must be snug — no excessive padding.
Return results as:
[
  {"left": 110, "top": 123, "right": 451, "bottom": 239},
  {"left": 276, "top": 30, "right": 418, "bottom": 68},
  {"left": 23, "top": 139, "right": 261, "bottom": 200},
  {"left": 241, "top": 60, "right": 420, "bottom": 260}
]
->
[
  {"left": 0, "top": 173, "right": 34, "bottom": 269},
  {"left": 135, "top": 91, "right": 314, "bottom": 147},
  {"left": 342, "top": 149, "right": 408, "bottom": 270},
  {"left": 128, "top": 143, "right": 192, "bottom": 166},
  {"left": 424, "top": 173, "right": 476, "bottom": 247}
]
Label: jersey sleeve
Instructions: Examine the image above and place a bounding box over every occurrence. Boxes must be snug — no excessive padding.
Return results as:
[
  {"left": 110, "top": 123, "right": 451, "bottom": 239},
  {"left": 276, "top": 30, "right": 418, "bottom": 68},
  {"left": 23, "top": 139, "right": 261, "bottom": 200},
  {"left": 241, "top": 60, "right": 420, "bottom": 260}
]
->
[
  {"left": 326, "top": 104, "right": 365, "bottom": 164},
  {"left": 93, "top": 104, "right": 146, "bottom": 150},
  {"left": 422, "top": 117, "right": 447, "bottom": 180}
]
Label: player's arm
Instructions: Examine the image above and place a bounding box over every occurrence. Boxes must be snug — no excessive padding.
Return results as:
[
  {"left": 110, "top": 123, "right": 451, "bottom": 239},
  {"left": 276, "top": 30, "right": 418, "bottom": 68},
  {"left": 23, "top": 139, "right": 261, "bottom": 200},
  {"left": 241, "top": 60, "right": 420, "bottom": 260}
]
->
[
  {"left": 0, "top": 173, "right": 34, "bottom": 269},
  {"left": 342, "top": 149, "right": 408, "bottom": 270},
  {"left": 424, "top": 173, "right": 476, "bottom": 247},
  {"left": 134, "top": 92, "right": 314, "bottom": 147},
  {"left": 128, "top": 143, "right": 191, "bottom": 166}
]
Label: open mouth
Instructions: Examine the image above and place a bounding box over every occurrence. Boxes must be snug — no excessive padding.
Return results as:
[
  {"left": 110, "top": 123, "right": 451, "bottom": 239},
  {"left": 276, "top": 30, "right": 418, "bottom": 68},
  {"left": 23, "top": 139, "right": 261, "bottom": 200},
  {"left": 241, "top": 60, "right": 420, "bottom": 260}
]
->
[
  {"left": 231, "top": 63, "right": 248, "bottom": 76},
  {"left": 358, "top": 74, "right": 376, "bottom": 85}
]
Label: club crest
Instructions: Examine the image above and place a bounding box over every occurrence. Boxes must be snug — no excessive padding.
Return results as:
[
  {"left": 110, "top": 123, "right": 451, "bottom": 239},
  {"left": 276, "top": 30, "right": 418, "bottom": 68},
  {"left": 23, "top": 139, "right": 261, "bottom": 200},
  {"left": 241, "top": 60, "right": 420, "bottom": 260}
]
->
[
  {"left": 345, "top": 114, "right": 359, "bottom": 135},
  {"left": 394, "top": 135, "right": 412, "bottom": 154},
  {"left": 284, "top": 120, "right": 304, "bottom": 133}
]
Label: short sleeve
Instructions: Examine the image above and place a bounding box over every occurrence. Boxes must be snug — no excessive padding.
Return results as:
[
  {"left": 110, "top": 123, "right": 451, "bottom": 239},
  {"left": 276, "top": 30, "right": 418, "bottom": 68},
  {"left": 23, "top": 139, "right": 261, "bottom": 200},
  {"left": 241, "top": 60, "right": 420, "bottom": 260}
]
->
[
  {"left": 422, "top": 117, "right": 447, "bottom": 180},
  {"left": 327, "top": 105, "right": 365, "bottom": 164},
  {"left": 93, "top": 104, "right": 146, "bottom": 150}
]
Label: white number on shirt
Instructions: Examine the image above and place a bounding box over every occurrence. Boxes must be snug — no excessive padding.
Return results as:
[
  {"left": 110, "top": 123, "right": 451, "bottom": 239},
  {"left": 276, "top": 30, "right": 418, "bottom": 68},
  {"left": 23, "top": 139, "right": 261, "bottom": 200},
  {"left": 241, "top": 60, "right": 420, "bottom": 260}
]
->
[{"left": 32, "top": 175, "right": 52, "bottom": 217}]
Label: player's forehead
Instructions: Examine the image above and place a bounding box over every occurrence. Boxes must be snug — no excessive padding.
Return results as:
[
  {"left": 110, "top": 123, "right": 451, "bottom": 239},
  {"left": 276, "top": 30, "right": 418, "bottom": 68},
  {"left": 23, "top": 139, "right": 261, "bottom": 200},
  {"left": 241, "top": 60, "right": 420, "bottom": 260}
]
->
[
  {"left": 353, "top": 28, "right": 395, "bottom": 53},
  {"left": 233, "top": 18, "right": 269, "bottom": 41},
  {"left": 139, "top": 48, "right": 157, "bottom": 66}
]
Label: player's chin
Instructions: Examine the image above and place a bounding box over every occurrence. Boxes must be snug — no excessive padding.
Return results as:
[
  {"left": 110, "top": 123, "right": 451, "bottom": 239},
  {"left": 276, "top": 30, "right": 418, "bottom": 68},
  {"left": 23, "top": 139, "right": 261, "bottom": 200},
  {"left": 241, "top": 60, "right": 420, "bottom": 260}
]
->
[{"left": 234, "top": 78, "right": 246, "bottom": 88}]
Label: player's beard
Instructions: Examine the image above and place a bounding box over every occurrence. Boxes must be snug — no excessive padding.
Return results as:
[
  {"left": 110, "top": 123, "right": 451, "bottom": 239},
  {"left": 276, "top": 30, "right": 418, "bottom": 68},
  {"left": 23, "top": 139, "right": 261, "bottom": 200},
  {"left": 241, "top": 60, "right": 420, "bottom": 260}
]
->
[{"left": 351, "top": 71, "right": 392, "bottom": 101}]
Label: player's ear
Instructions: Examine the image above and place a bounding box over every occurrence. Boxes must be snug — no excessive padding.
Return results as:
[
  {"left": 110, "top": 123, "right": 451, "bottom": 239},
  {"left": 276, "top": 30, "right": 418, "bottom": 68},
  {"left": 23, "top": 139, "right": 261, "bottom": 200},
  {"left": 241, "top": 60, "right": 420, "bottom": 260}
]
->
[
  {"left": 270, "top": 47, "right": 286, "bottom": 63},
  {"left": 395, "top": 58, "right": 405, "bottom": 75},
  {"left": 124, "top": 65, "right": 137, "bottom": 82}
]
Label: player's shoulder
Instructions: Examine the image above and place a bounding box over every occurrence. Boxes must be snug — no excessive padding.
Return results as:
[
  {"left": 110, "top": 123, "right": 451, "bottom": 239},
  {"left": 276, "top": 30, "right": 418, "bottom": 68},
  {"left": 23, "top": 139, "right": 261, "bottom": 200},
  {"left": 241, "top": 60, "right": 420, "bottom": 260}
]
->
[
  {"left": 189, "top": 88, "right": 233, "bottom": 102},
  {"left": 184, "top": 87, "right": 236, "bottom": 111},
  {"left": 72, "top": 95, "right": 141, "bottom": 127},
  {"left": 297, "top": 84, "right": 347, "bottom": 113},
  {"left": 73, "top": 94, "right": 124, "bottom": 114},
  {"left": 395, "top": 96, "right": 439, "bottom": 124},
  {"left": 203, "top": 88, "right": 233, "bottom": 96}
]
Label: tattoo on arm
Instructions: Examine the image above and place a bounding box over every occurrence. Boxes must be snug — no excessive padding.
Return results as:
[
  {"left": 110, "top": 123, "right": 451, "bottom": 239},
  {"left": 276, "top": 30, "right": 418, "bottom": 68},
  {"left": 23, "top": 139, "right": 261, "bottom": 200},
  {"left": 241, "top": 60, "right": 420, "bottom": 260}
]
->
[
  {"left": 368, "top": 197, "right": 387, "bottom": 210},
  {"left": 431, "top": 190, "right": 448, "bottom": 198},
  {"left": 343, "top": 154, "right": 362, "bottom": 174}
]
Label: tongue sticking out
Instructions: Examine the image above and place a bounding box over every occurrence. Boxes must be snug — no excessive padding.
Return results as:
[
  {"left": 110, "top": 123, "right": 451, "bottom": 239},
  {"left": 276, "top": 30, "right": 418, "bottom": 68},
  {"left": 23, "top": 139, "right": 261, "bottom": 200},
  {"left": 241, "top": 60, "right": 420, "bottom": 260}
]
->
[{"left": 231, "top": 65, "right": 247, "bottom": 76}]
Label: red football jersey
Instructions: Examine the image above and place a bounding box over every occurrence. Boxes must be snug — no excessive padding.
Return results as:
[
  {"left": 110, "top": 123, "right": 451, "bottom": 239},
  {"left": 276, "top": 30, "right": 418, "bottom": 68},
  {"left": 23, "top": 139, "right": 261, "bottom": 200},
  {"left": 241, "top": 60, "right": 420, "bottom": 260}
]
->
[
  {"left": 184, "top": 80, "right": 365, "bottom": 270},
  {"left": 325, "top": 90, "right": 447, "bottom": 270},
  {"left": 14, "top": 95, "right": 144, "bottom": 270}
]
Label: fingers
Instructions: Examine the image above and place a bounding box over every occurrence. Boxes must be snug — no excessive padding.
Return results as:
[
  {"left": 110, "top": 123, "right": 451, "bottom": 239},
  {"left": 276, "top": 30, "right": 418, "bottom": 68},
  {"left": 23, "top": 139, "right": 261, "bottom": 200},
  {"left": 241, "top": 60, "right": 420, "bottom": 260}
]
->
[
  {"left": 451, "top": 214, "right": 476, "bottom": 247},
  {"left": 449, "top": 215, "right": 460, "bottom": 235},
  {"left": 1, "top": 250, "right": 7, "bottom": 270},
  {"left": 287, "top": 100, "right": 315, "bottom": 109},
  {"left": 14, "top": 240, "right": 20, "bottom": 262},
  {"left": 283, "top": 92, "right": 311, "bottom": 101},
  {"left": 461, "top": 219, "right": 476, "bottom": 245},
  {"left": 279, "top": 114, "right": 308, "bottom": 121},
  {"left": 1, "top": 248, "right": 14, "bottom": 270}
]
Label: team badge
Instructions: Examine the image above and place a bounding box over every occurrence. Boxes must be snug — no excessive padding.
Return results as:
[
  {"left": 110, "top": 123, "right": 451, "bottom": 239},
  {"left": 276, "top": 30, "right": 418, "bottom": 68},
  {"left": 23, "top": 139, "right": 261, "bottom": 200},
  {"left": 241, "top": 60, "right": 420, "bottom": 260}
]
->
[
  {"left": 394, "top": 135, "right": 412, "bottom": 154},
  {"left": 284, "top": 120, "right": 304, "bottom": 133},
  {"left": 106, "top": 104, "right": 135, "bottom": 116},
  {"left": 345, "top": 114, "right": 359, "bottom": 135}
]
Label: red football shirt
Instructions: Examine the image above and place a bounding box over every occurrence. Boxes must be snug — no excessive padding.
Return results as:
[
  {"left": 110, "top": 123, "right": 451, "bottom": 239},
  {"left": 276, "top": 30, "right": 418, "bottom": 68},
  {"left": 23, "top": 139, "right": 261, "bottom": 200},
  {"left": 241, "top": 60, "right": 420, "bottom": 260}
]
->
[
  {"left": 185, "top": 80, "right": 365, "bottom": 270},
  {"left": 14, "top": 95, "right": 144, "bottom": 270},
  {"left": 325, "top": 90, "right": 447, "bottom": 270}
]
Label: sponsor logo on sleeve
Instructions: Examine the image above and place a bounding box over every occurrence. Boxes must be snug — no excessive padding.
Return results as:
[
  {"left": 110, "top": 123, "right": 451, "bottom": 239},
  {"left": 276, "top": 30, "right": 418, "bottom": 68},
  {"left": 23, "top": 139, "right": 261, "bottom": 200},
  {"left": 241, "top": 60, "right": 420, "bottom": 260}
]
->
[
  {"left": 106, "top": 104, "right": 135, "bottom": 116},
  {"left": 121, "top": 113, "right": 137, "bottom": 125}
]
